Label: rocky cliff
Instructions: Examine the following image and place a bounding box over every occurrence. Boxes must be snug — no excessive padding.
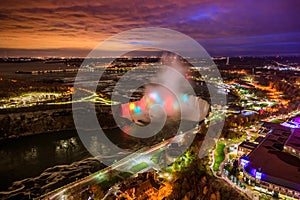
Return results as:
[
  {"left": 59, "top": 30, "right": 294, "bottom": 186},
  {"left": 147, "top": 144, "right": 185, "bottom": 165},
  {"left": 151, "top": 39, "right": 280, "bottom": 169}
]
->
[{"left": 0, "top": 104, "right": 118, "bottom": 140}]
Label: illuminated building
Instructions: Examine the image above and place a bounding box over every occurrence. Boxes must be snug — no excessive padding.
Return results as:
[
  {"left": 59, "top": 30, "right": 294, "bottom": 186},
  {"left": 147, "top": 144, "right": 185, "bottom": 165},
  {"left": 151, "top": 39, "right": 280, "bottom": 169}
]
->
[
  {"left": 240, "top": 122, "right": 300, "bottom": 199},
  {"left": 283, "top": 129, "right": 300, "bottom": 159},
  {"left": 120, "top": 172, "right": 172, "bottom": 200},
  {"left": 135, "top": 179, "right": 160, "bottom": 199},
  {"left": 282, "top": 117, "right": 300, "bottom": 159},
  {"left": 281, "top": 117, "right": 300, "bottom": 129}
]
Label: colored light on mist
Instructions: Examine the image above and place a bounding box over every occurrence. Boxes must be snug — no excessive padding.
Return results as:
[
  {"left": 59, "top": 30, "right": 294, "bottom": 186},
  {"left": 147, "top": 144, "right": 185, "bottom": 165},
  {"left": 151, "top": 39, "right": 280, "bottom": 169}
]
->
[
  {"left": 149, "top": 92, "right": 161, "bottom": 103},
  {"left": 182, "top": 94, "right": 189, "bottom": 102},
  {"left": 134, "top": 106, "right": 141, "bottom": 114},
  {"left": 165, "top": 96, "right": 174, "bottom": 113},
  {"left": 173, "top": 101, "right": 179, "bottom": 110},
  {"left": 139, "top": 98, "right": 146, "bottom": 110},
  {"left": 129, "top": 102, "right": 135, "bottom": 111}
]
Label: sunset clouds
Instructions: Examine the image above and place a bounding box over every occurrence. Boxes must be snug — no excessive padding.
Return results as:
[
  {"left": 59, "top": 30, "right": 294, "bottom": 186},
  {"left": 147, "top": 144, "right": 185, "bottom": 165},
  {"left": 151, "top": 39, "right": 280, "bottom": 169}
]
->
[{"left": 0, "top": 0, "right": 299, "bottom": 56}]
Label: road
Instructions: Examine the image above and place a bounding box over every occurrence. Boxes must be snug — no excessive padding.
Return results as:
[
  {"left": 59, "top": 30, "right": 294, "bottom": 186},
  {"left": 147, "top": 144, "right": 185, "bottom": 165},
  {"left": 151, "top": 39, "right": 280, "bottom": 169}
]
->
[{"left": 38, "top": 126, "right": 198, "bottom": 200}]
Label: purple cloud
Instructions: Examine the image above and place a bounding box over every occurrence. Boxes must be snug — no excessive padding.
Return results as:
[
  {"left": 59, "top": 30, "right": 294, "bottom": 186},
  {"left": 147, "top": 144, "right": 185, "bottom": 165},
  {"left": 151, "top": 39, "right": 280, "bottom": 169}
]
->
[{"left": 0, "top": 0, "right": 299, "bottom": 56}]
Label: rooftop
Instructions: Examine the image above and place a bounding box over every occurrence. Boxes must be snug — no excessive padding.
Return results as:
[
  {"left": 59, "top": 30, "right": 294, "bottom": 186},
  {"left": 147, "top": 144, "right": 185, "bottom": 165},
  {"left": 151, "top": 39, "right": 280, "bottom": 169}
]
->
[
  {"left": 254, "top": 136, "right": 265, "bottom": 144},
  {"left": 285, "top": 129, "right": 300, "bottom": 152},
  {"left": 238, "top": 141, "right": 257, "bottom": 150},
  {"left": 281, "top": 117, "right": 300, "bottom": 129},
  {"left": 262, "top": 121, "right": 290, "bottom": 131},
  {"left": 244, "top": 123, "right": 300, "bottom": 192}
]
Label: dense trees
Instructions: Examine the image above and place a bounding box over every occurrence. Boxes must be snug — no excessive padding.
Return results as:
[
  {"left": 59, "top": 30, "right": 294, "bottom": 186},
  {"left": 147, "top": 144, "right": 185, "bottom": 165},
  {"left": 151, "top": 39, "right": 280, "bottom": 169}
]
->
[{"left": 166, "top": 157, "right": 248, "bottom": 200}]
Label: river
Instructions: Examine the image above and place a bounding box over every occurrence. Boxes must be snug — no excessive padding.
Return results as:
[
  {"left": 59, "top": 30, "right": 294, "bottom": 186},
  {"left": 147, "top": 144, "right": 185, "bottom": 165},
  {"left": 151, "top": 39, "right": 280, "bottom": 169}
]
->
[{"left": 0, "top": 126, "right": 139, "bottom": 198}]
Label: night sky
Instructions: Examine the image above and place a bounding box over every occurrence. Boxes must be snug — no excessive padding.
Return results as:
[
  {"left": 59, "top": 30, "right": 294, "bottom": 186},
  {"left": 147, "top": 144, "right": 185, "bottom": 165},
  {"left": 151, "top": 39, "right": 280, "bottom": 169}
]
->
[{"left": 0, "top": 0, "right": 300, "bottom": 57}]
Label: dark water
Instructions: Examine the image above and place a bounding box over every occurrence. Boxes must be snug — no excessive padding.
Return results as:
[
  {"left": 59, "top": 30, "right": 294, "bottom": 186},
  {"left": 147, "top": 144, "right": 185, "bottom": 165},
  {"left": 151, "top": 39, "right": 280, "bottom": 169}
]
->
[
  {"left": 0, "top": 127, "right": 137, "bottom": 191},
  {"left": 0, "top": 131, "right": 91, "bottom": 191},
  {"left": 0, "top": 121, "right": 180, "bottom": 199},
  {"left": 0, "top": 118, "right": 185, "bottom": 199}
]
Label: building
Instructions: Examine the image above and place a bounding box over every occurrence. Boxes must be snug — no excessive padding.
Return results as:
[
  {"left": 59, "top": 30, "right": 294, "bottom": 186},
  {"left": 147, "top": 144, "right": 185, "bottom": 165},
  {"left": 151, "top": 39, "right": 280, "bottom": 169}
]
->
[
  {"left": 240, "top": 122, "right": 300, "bottom": 199},
  {"left": 281, "top": 117, "right": 300, "bottom": 129},
  {"left": 135, "top": 179, "right": 160, "bottom": 199},
  {"left": 282, "top": 117, "right": 300, "bottom": 158},
  {"left": 237, "top": 140, "right": 257, "bottom": 156},
  {"left": 254, "top": 136, "right": 265, "bottom": 144},
  {"left": 284, "top": 129, "right": 300, "bottom": 159},
  {"left": 120, "top": 171, "right": 172, "bottom": 200}
]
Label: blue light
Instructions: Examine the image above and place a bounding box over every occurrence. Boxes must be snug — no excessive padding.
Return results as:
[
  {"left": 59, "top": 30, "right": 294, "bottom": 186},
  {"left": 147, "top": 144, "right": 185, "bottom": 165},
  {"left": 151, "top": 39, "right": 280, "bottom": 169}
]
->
[
  {"left": 182, "top": 94, "right": 189, "bottom": 102},
  {"left": 242, "top": 110, "right": 255, "bottom": 116},
  {"left": 256, "top": 172, "right": 262, "bottom": 180},
  {"left": 150, "top": 92, "right": 161, "bottom": 103},
  {"left": 250, "top": 168, "right": 256, "bottom": 177},
  {"left": 134, "top": 106, "right": 141, "bottom": 114},
  {"left": 241, "top": 158, "right": 250, "bottom": 168}
]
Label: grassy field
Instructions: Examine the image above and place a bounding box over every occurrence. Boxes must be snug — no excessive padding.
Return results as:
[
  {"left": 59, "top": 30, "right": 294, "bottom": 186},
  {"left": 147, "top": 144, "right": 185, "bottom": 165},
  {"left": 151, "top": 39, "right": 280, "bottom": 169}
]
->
[
  {"left": 213, "top": 142, "right": 226, "bottom": 171},
  {"left": 130, "top": 162, "right": 149, "bottom": 173},
  {"left": 119, "top": 172, "right": 133, "bottom": 178},
  {"left": 271, "top": 118, "right": 284, "bottom": 124}
]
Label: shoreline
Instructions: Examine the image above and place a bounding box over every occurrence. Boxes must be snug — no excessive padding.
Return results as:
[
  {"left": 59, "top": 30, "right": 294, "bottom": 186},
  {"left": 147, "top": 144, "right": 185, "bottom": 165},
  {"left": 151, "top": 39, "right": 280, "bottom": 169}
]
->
[{"left": 0, "top": 103, "right": 118, "bottom": 141}]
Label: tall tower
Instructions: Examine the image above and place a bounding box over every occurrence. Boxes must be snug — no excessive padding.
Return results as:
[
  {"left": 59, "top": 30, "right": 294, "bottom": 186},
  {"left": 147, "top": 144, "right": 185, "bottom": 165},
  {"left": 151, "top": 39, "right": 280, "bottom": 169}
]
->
[{"left": 226, "top": 57, "right": 229, "bottom": 65}]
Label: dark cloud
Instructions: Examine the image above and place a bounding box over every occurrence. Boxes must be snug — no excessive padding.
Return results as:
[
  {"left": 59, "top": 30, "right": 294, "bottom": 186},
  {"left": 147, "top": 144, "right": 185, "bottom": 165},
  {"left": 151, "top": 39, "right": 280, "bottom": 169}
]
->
[{"left": 0, "top": 0, "right": 299, "bottom": 56}]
